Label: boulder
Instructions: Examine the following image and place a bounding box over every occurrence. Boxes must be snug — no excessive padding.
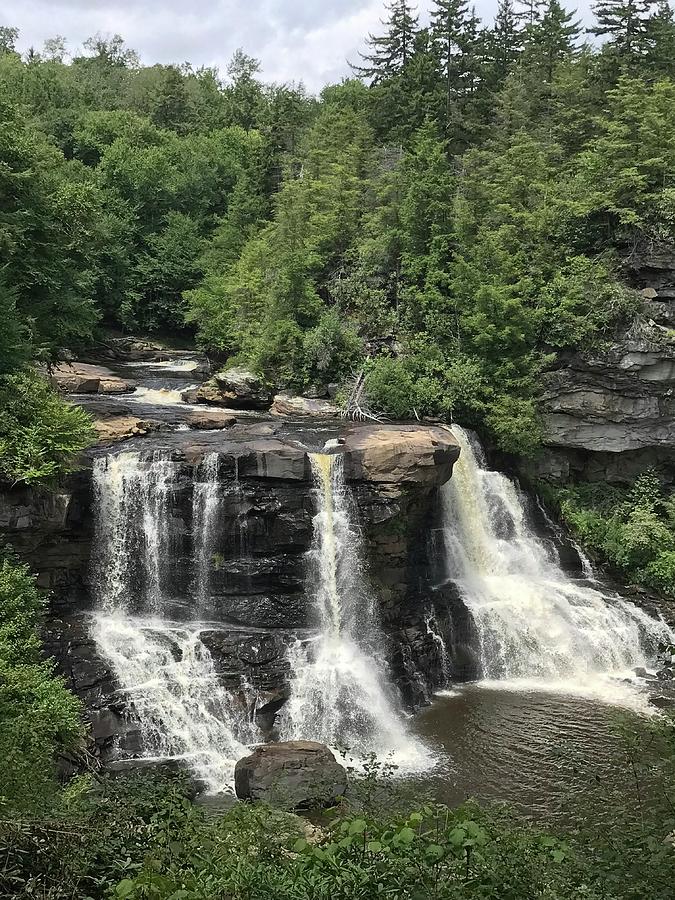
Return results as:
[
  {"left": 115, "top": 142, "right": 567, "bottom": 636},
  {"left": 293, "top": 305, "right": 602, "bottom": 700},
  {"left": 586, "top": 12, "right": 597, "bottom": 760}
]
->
[
  {"left": 341, "top": 424, "right": 460, "bottom": 486},
  {"left": 50, "top": 362, "right": 136, "bottom": 395},
  {"left": 184, "top": 409, "right": 236, "bottom": 430},
  {"left": 234, "top": 741, "right": 347, "bottom": 809},
  {"left": 195, "top": 367, "right": 273, "bottom": 410},
  {"left": 271, "top": 393, "right": 340, "bottom": 418},
  {"left": 93, "top": 415, "right": 162, "bottom": 445}
]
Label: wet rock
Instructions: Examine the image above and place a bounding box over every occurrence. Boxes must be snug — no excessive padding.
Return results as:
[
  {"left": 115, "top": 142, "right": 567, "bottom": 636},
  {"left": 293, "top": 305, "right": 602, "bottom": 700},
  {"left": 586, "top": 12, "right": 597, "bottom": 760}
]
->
[
  {"left": 196, "top": 367, "right": 273, "bottom": 410},
  {"left": 271, "top": 393, "right": 340, "bottom": 418},
  {"left": 234, "top": 741, "right": 347, "bottom": 809},
  {"left": 184, "top": 409, "right": 236, "bottom": 430}
]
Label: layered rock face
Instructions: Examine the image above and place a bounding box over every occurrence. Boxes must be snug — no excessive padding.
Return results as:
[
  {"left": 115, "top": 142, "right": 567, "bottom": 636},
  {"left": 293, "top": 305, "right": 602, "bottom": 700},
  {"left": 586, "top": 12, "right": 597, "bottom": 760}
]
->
[
  {"left": 0, "top": 422, "right": 460, "bottom": 763},
  {"left": 537, "top": 252, "right": 675, "bottom": 484}
]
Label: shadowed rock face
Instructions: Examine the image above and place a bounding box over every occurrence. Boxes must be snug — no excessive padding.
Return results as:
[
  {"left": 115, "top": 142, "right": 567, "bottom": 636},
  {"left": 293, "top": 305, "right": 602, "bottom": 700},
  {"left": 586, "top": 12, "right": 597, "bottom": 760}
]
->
[
  {"left": 0, "top": 421, "right": 462, "bottom": 762},
  {"left": 536, "top": 249, "right": 675, "bottom": 485},
  {"left": 540, "top": 320, "right": 675, "bottom": 456}
]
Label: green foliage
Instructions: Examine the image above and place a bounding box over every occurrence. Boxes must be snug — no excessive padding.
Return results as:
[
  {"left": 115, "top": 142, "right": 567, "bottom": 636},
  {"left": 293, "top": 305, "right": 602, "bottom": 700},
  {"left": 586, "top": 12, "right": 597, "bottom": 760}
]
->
[
  {"left": 0, "top": 553, "right": 82, "bottom": 816},
  {"left": 2, "top": 11, "right": 673, "bottom": 454},
  {"left": 0, "top": 371, "right": 93, "bottom": 485},
  {"left": 5, "top": 721, "right": 675, "bottom": 900},
  {"left": 545, "top": 470, "right": 675, "bottom": 595}
]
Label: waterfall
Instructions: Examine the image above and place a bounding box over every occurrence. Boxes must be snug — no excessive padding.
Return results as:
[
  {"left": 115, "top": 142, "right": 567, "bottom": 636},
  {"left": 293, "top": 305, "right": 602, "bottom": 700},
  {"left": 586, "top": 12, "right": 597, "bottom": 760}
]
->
[
  {"left": 441, "top": 427, "right": 674, "bottom": 703},
  {"left": 91, "top": 451, "right": 257, "bottom": 792},
  {"left": 192, "top": 453, "right": 221, "bottom": 608},
  {"left": 280, "top": 454, "right": 430, "bottom": 772}
]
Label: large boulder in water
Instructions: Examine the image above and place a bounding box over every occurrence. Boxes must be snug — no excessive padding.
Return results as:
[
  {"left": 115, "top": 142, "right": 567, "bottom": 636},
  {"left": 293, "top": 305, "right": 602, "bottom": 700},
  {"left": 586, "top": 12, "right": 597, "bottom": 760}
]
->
[
  {"left": 195, "top": 367, "right": 273, "bottom": 410},
  {"left": 234, "top": 741, "right": 347, "bottom": 809},
  {"left": 341, "top": 423, "right": 460, "bottom": 487},
  {"left": 271, "top": 392, "right": 340, "bottom": 418}
]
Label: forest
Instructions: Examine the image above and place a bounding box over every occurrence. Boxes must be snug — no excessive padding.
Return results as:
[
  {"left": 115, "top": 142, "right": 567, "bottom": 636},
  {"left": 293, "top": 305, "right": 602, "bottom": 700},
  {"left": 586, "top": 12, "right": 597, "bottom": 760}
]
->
[
  {"left": 2, "top": 0, "right": 674, "bottom": 456},
  {"left": 2, "top": 0, "right": 675, "bottom": 897}
]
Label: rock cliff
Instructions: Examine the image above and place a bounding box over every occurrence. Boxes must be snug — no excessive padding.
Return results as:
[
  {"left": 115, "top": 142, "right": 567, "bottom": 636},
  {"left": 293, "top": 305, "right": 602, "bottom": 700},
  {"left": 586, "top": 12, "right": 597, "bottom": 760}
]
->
[
  {"left": 0, "top": 421, "right": 460, "bottom": 764},
  {"left": 536, "top": 251, "right": 675, "bottom": 484}
]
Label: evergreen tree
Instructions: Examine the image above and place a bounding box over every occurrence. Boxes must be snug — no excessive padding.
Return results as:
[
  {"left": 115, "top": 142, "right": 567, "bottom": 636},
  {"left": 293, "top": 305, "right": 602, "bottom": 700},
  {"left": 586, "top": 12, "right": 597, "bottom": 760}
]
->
[
  {"left": 591, "top": 0, "right": 659, "bottom": 57},
  {"left": 527, "top": 0, "right": 581, "bottom": 83},
  {"left": 353, "top": 0, "right": 419, "bottom": 83},
  {"left": 644, "top": 0, "right": 675, "bottom": 75},
  {"left": 490, "top": 0, "right": 523, "bottom": 84},
  {"left": 515, "top": 0, "right": 547, "bottom": 27},
  {"left": 430, "top": 0, "right": 482, "bottom": 127},
  {"left": 151, "top": 65, "right": 191, "bottom": 132}
]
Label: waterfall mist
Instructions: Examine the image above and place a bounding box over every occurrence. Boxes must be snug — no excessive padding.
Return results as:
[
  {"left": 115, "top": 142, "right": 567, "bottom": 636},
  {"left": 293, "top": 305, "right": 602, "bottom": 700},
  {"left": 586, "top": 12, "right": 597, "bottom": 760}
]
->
[
  {"left": 441, "top": 427, "right": 674, "bottom": 705},
  {"left": 280, "top": 454, "right": 431, "bottom": 772}
]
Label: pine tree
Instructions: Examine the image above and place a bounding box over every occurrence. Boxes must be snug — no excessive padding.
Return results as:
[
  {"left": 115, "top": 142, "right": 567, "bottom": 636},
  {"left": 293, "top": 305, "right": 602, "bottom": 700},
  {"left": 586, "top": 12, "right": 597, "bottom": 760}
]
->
[
  {"left": 591, "top": 0, "right": 659, "bottom": 57},
  {"left": 515, "top": 0, "right": 547, "bottom": 27},
  {"left": 528, "top": 0, "right": 581, "bottom": 82},
  {"left": 490, "top": 0, "right": 523, "bottom": 83},
  {"left": 353, "top": 0, "right": 419, "bottom": 83},
  {"left": 430, "top": 0, "right": 482, "bottom": 117},
  {"left": 644, "top": 0, "right": 675, "bottom": 75}
]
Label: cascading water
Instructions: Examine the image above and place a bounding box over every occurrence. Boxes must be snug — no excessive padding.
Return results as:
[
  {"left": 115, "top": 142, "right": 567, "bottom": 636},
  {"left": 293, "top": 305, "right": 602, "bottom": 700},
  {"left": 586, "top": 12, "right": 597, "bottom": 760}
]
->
[
  {"left": 192, "top": 453, "right": 221, "bottom": 608},
  {"left": 441, "top": 426, "right": 674, "bottom": 705},
  {"left": 91, "top": 451, "right": 258, "bottom": 792},
  {"left": 280, "top": 453, "right": 430, "bottom": 771}
]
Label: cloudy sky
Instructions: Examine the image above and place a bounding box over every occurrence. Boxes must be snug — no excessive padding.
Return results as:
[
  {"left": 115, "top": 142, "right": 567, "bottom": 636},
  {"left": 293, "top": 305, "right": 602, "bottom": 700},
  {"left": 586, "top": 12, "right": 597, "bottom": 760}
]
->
[{"left": 5, "top": 0, "right": 595, "bottom": 93}]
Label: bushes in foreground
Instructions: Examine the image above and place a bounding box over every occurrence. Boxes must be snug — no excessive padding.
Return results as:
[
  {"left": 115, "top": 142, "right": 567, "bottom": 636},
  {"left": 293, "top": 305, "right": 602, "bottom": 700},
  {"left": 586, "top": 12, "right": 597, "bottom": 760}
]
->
[
  {"left": 3, "top": 713, "right": 675, "bottom": 899},
  {"left": 0, "top": 553, "right": 82, "bottom": 817}
]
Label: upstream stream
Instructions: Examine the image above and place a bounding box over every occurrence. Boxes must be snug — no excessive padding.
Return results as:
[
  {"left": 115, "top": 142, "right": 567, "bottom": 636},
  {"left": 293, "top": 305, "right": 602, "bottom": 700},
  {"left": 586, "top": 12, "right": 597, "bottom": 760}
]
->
[{"left": 79, "top": 354, "right": 674, "bottom": 818}]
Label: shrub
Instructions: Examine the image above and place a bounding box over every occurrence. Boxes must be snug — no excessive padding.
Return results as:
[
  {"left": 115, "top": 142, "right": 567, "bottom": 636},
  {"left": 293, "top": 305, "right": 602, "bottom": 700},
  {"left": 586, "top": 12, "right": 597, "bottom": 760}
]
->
[
  {"left": 302, "top": 310, "right": 363, "bottom": 386},
  {"left": 364, "top": 357, "right": 417, "bottom": 418},
  {"left": 0, "top": 553, "right": 82, "bottom": 816},
  {"left": 0, "top": 370, "right": 94, "bottom": 485},
  {"left": 546, "top": 472, "right": 675, "bottom": 596}
]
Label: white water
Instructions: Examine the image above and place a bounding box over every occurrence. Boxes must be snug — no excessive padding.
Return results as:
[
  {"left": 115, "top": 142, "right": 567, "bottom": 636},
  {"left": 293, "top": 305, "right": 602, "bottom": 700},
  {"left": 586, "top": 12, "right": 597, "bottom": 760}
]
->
[
  {"left": 123, "top": 358, "right": 203, "bottom": 372},
  {"left": 92, "top": 615, "right": 253, "bottom": 790},
  {"left": 280, "top": 454, "right": 431, "bottom": 773},
  {"left": 125, "top": 385, "right": 199, "bottom": 406},
  {"left": 192, "top": 453, "right": 221, "bottom": 608},
  {"left": 91, "top": 451, "right": 259, "bottom": 791},
  {"left": 442, "top": 427, "right": 674, "bottom": 707}
]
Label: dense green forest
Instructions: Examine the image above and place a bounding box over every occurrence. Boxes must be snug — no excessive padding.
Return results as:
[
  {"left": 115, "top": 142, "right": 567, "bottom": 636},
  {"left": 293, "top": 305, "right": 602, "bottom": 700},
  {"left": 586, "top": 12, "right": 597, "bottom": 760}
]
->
[{"left": 2, "top": 0, "right": 674, "bottom": 457}]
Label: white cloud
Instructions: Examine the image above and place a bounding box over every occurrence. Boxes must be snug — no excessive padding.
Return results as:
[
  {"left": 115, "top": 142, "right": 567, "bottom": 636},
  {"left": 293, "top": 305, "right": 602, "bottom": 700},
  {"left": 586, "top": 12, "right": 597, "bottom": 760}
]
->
[{"left": 3, "top": 0, "right": 596, "bottom": 94}]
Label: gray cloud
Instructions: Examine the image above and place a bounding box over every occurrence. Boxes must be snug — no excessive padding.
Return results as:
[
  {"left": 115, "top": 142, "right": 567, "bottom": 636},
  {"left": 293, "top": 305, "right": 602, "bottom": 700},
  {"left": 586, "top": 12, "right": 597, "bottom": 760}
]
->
[{"left": 4, "top": 0, "right": 595, "bottom": 93}]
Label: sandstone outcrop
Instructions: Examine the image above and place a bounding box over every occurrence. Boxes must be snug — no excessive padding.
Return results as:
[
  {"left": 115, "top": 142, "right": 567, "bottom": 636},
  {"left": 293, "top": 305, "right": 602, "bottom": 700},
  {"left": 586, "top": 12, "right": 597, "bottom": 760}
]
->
[
  {"left": 271, "top": 392, "right": 340, "bottom": 418},
  {"left": 234, "top": 741, "right": 347, "bottom": 808},
  {"left": 184, "top": 409, "right": 236, "bottom": 430},
  {"left": 195, "top": 367, "right": 273, "bottom": 410},
  {"left": 342, "top": 424, "right": 460, "bottom": 486},
  {"left": 50, "top": 362, "right": 136, "bottom": 395},
  {"left": 537, "top": 317, "right": 675, "bottom": 483},
  {"left": 93, "top": 415, "right": 163, "bottom": 444}
]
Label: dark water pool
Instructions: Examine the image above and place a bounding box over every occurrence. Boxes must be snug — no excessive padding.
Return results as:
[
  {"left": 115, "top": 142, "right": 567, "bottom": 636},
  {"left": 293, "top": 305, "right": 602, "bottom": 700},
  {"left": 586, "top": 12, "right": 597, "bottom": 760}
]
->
[{"left": 405, "top": 684, "right": 647, "bottom": 821}]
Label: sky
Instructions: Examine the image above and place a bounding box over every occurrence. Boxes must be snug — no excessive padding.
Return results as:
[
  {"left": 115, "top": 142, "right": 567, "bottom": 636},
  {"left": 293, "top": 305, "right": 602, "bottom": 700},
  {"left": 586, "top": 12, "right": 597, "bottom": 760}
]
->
[{"left": 5, "top": 0, "right": 596, "bottom": 94}]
